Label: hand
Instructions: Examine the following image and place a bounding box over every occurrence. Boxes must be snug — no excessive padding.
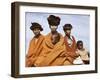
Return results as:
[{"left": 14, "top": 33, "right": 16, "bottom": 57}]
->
[{"left": 60, "top": 52, "right": 66, "bottom": 57}]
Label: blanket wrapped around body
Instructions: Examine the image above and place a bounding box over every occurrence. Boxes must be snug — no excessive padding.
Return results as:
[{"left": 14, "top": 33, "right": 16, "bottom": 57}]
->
[
  {"left": 64, "top": 36, "right": 78, "bottom": 63},
  {"left": 34, "top": 33, "right": 72, "bottom": 67},
  {"left": 26, "top": 35, "right": 44, "bottom": 67}
]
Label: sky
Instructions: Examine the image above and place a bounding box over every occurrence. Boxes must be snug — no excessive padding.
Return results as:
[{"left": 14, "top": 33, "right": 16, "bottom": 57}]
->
[{"left": 25, "top": 12, "right": 90, "bottom": 54}]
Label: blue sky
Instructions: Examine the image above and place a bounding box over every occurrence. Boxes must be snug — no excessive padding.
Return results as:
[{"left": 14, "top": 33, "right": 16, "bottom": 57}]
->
[{"left": 25, "top": 12, "right": 90, "bottom": 53}]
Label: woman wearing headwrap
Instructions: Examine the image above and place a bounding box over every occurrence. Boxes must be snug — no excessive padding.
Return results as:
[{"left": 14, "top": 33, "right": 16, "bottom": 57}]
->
[
  {"left": 26, "top": 22, "right": 44, "bottom": 67},
  {"left": 34, "top": 15, "right": 71, "bottom": 66}
]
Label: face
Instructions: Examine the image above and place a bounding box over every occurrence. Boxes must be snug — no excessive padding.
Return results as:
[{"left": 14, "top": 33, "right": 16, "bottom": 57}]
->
[
  {"left": 65, "top": 29, "right": 71, "bottom": 36},
  {"left": 50, "top": 25, "right": 58, "bottom": 32},
  {"left": 33, "top": 28, "right": 40, "bottom": 36},
  {"left": 77, "top": 43, "right": 83, "bottom": 50}
]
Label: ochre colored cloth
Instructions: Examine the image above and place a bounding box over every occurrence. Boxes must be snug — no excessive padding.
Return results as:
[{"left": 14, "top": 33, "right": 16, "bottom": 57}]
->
[
  {"left": 34, "top": 33, "right": 72, "bottom": 67},
  {"left": 26, "top": 34, "right": 44, "bottom": 67},
  {"left": 64, "top": 36, "right": 78, "bottom": 63}
]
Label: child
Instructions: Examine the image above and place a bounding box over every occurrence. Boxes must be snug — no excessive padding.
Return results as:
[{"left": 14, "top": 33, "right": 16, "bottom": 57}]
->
[
  {"left": 76, "top": 40, "right": 90, "bottom": 64},
  {"left": 51, "top": 31, "right": 60, "bottom": 45}
]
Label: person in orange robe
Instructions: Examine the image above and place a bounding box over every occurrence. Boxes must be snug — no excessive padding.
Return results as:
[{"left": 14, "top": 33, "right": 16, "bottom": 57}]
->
[
  {"left": 26, "top": 22, "right": 44, "bottom": 67},
  {"left": 34, "top": 15, "right": 71, "bottom": 67},
  {"left": 63, "top": 24, "right": 78, "bottom": 64}
]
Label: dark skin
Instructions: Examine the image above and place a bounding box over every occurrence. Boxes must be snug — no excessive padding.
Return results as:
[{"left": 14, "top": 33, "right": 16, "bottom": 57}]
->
[
  {"left": 51, "top": 33, "right": 60, "bottom": 45},
  {"left": 27, "top": 28, "right": 42, "bottom": 67},
  {"left": 64, "top": 29, "right": 72, "bottom": 39},
  {"left": 32, "top": 28, "right": 41, "bottom": 38},
  {"left": 64, "top": 29, "right": 79, "bottom": 58},
  {"left": 26, "top": 28, "right": 41, "bottom": 58},
  {"left": 77, "top": 42, "right": 90, "bottom": 64},
  {"left": 49, "top": 25, "right": 60, "bottom": 45},
  {"left": 77, "top": 43, "right": 83, "bottom": 50},
  {"left": 49, "top": 25, "right": 58, "bottom": 33}
]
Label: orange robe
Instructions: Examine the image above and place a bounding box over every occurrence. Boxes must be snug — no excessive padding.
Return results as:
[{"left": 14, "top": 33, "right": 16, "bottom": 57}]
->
[
  {"left": 64, "top": 36, "right": 78, "bottom": 63},
  {"left": 34, "top": 33, "right": 72, "bottom": 67},
  {"left": 26, "top": 34, "right": 44, "bottom": 67}
]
